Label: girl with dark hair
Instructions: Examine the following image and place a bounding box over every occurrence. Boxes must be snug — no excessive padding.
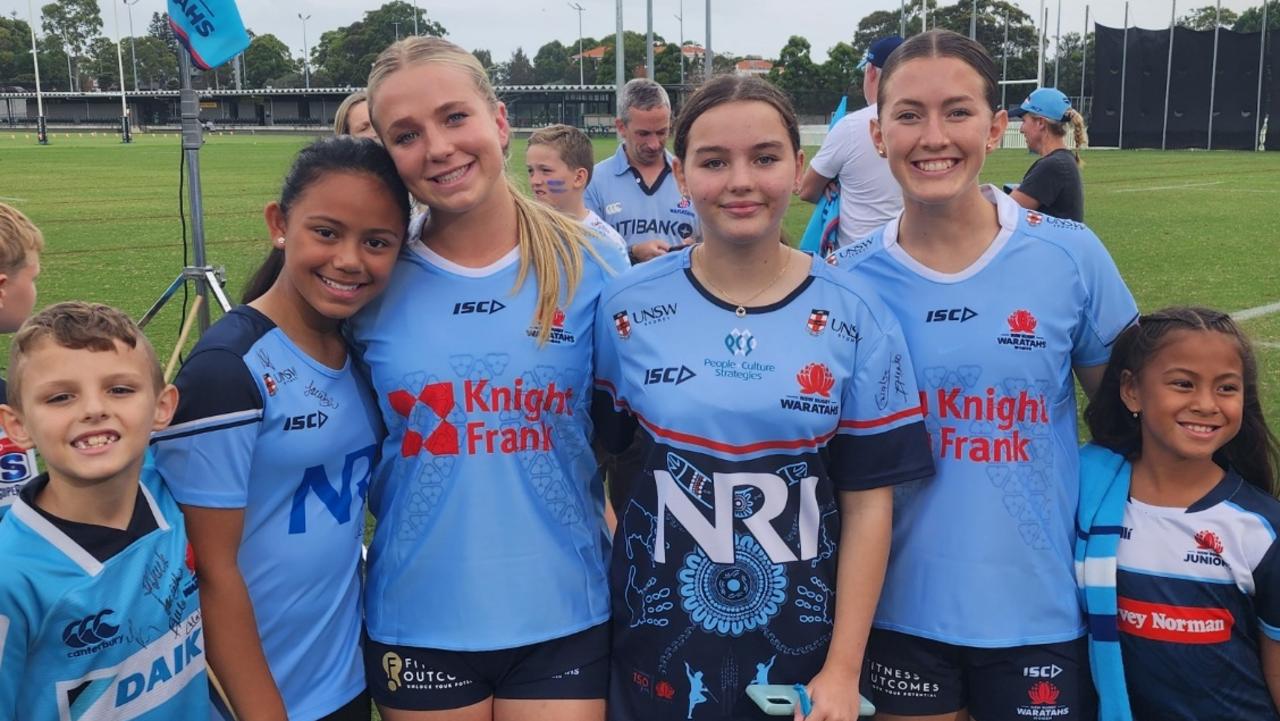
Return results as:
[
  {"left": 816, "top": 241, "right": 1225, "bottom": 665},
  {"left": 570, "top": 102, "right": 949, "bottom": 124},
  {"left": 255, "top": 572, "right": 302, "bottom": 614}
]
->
[
  {"left": 153, "top": 136, "right": 410, "bottom": 721},
  {"left": 827, "top": 29, "right": 1137, "bottom": 721},
  {"left": 1078, "top": 307, "right": 1280, "bottom": 721},
  {"left": 594, "top": 73, "right": 934, "bottom": 721}
]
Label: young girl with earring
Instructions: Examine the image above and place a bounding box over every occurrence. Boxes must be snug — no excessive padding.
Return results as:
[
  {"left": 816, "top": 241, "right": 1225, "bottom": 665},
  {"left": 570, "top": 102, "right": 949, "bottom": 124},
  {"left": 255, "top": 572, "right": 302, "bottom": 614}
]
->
[
  {"left": 1079, "top": 307, "right": 1280, "bottom": 721},
  {"left": 153, "top": 136, "right": 411, "bottom": 721},
  {"left": 349, "top": 37, "right": 627, "bottom": 721},
  {"left": 828, "top": 29, "right": 1138, "bottom": 721},
  {"left": 593, "top": 74, "right": 934, "bottom": 721}
]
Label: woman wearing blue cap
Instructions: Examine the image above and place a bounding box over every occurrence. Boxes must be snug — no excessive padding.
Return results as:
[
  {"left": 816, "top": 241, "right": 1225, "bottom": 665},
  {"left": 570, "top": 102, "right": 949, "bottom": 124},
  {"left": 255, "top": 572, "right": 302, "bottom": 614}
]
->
[{"left": 1008, "top": 87, "right": 1088, "bottom": 222}]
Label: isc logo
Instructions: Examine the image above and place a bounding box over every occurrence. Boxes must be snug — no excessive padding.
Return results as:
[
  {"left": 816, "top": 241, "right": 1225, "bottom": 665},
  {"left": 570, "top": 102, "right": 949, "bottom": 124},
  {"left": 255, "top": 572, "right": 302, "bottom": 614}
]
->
[
  {"left": 644, "top": 366, "right": 695, "bottom": 386},
  {"left": 453, "top": 299, "right": 506, "bottom": 315},
  {"left": 925, "top": 307, "right": 978, "bottom": 323},
  {"left": 282, "top": 411, "right": 328, "bottom": 431},
  {"left": 1023, "top": 664, "right": 1063, "bottom": 679}
]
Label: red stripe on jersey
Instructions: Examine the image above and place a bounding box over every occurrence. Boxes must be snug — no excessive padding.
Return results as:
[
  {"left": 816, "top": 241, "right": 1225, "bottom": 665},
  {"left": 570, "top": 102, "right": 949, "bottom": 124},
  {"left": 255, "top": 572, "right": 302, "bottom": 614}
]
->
[
  {"left": 1118, "top": 596, "right": 1234, "bottom": 645},
  {"left": 594, "top": 378, "right": 919, "bottom": 454},
  {"left": 839, "top": 405, "right": 925, "bottom": 430}
]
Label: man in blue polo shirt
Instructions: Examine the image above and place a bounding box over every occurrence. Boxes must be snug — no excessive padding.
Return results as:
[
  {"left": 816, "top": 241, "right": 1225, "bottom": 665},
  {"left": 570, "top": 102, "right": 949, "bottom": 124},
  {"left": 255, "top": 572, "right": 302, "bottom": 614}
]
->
[{"left": 585, "top": 78, "right": 697, "bottom": 264}]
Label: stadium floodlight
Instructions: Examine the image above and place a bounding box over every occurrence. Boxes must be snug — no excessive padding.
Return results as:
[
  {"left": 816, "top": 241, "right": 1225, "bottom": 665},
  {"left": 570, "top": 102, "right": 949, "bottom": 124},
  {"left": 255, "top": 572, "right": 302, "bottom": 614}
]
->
[
  {"left": 124, "top": 0, "right": 140, "bottom": 92},
  {"left": 616, "top": 0, "right": 624, "bottom": 101},
  {"left": 299, "top": 13, "right": 312, "bottom": 89},
  {"left": 704, "top": 0, "right": 711, "bottom": 78},
  {"left": 646, "top": 0, "right": 654, "bottom": 80},
  {"left": 110, "top": 0, "right": 132, "bottom": 143},
  {"left": 569, "top": 2, "right": 585, "bottom": 86},
  {"left": 25, "top": 0, "right": 47, "bottom": 144},
  {"left": 675, "top": 1, "right": 684, "bottom": 84}
]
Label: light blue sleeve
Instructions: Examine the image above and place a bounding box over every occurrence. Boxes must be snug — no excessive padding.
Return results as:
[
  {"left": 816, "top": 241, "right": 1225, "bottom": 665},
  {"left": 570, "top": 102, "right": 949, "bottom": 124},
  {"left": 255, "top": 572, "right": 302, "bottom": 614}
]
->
[
  {"left": 1070, "top": 229, "right": 1139, "bottom": 368},
  {"left": 584, "top": 176, "right": 605, "bottom": 219},
  {"left": 152, "top": 349, "right": 262, "bottom": 509},
  {"left": 590, "top": 281, "right": 636, "bottom": 455},
  {"left": 0, "top": 581, "right": 29, "bottom": 717}
]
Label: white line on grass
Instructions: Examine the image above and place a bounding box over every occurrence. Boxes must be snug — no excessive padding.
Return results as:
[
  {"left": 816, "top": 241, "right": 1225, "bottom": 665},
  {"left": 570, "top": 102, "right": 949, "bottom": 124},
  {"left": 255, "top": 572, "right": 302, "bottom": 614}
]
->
[
  {"left": 1257, "top": 341, "right": 1280, "bottom": 350},
  {"left": 0, "top": 196, "right": 26, "bottom": 203},
  {"left": 1111, "top": 181, "right": 1223, "bottom": 193},
  {"left": 1234, "top": 301, "right": 1280, "bottom": 322}
]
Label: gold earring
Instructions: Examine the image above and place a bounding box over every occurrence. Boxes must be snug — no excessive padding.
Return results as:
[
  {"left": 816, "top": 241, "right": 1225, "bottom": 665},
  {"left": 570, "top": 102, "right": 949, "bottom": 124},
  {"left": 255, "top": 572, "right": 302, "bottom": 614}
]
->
[{"left": 275, "top": 237, "right": 286, "bottom": 247}]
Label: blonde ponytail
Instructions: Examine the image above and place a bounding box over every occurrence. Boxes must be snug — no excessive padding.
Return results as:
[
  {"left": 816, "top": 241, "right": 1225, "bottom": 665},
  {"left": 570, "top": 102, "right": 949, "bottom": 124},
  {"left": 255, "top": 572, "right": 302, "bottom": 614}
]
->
[
  {"left": 1066, "top": 109, "right": 1088, "bottom": 168},
  {"left": 368, "top": 36, "right": 605, "bottom": 345}
]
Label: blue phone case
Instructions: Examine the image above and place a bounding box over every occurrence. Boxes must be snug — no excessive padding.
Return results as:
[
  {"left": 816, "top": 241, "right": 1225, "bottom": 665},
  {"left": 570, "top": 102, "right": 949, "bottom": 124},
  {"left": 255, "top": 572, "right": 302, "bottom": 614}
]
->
[{"left": 745, "top": 684, "right": 877, "bottom": 717}]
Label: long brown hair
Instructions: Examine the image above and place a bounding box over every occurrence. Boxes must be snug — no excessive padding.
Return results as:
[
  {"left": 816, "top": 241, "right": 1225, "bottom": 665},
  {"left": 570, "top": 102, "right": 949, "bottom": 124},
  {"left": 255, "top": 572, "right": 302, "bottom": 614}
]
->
[
  {"left": 877, "top": 29, "right": 1000, "bottom": 112},
  {"left": 673, "top": 74, "right": 801, "bottom": 161},
  {"left": 366, "top": 37, "right": 602, "bottom": 344}
]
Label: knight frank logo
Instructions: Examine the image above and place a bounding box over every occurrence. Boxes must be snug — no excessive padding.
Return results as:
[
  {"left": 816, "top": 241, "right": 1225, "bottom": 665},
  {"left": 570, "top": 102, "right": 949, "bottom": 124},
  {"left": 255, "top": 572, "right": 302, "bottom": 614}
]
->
[{"left": 388, "top": 378, "right": 574, "bottom": 457}]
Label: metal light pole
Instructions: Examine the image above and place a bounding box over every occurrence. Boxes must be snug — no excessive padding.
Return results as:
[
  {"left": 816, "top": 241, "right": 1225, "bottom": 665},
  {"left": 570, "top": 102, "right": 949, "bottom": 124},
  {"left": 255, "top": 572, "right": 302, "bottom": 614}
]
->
[
  {"left": 569, "top": 3, "right": 585, "bottom": 86},
  {"left": 1119, "top": 1, "right": 1129, "bottom": 149},
  {"left": 616, "top": 0, "right": 624, "bottom": 101},
  {"left": 1001, "top": 11, "right": 1010, "bottom": 108},
  {"left": 124, "top": 0, "right": 140, "bottom": 91},
  {"left": 704, "top": 0, "right": 712, "bottom": 78},
  {"left": 111, "top": 0, "right": 131, "bottom": 142},
  {"left": 675, "top": 0, "right": 685, "bottom": 84},
  {"left": 1081, "top": 5, "right": 1090, "bottom": 112},
  {"left": 1255, "top": 0, "right": 1269, "bottom": 150},
  {"left": 1037, "top": 0, "right": 1047, "bottom": 86},
  {"left": 970, "top": 0, "right": 977, "bottom": 39},
  {"left": 26, "top": 0, "right": 47, "bottom": 144},
  {"left": 900, "top": 0, "right": 907, "bottom": 36},
  {"left": 412, "top": 0, "right": 420, "bottom": 35},
  {"left": 1207, "top": 0, "right": 1220, "bottom": 149},
  {"left": 646, "top": 0, "right": 654, "bottom": 80},
  {"left": 922, "top": 0, "right": 927, "bottom": 31},
  {"left": 298, "top": 13, "right": 312, "bottom": 89},
  {"left": 1161, "top": 0, "right": 1175, "bottom": 150},
  {"left": 1054, "top": 0, "right": 1062, "bottom": 87},
  {"left": 393, "top": 21, "right": 400, "bottom": 42}
]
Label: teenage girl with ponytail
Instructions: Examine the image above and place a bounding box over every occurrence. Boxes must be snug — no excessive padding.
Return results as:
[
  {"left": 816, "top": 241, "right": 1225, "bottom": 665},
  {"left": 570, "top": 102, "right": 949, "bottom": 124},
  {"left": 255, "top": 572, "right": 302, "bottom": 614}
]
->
[{"left": 349, "top": 36, "right": 627, "bottom": 721}]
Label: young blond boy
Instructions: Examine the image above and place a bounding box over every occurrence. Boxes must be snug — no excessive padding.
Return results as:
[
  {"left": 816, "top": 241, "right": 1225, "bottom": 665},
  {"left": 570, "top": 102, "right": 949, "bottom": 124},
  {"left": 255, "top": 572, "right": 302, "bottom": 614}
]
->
[
  {"left": 0, "top": 203, "right": 43, "bottom": 512},
  {"left": 0, "top": 302, "right": 210, "bottom": 720},
  {"left": 526, "top": 124, "right": 629, "bottom": 258}
]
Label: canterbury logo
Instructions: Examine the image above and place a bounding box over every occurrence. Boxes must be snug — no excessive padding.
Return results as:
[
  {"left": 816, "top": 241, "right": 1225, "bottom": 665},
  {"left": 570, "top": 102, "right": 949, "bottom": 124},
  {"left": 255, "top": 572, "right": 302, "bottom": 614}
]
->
[{"left": 62, "top": 609, "right": 120, "bottom": 648}]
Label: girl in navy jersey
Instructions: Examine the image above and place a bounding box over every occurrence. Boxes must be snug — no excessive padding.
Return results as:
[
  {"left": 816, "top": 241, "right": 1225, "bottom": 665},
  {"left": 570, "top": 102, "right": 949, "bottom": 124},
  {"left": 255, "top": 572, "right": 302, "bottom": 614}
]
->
[
  {"left": 1079, "top": 307, "right": 1280, "bottom": 721},
  {"left": 152, "top": 137, "right": 410, "bottom": 721},
  {"left": 593, "top": 74, "right": 933, "bottom": 721},
  {"left": 350, "top": 36, "right": 627, "bottom": 721},
  {"left": 827, "top": 30, "right": 1137, "bottom": 721}
]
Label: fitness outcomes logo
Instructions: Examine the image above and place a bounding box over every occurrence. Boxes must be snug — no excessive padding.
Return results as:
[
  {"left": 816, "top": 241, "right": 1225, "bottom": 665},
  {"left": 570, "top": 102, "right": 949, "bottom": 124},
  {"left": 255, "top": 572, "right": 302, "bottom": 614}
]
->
[{"left": 382, "top": 652, "right": 472, "bottom": 693}]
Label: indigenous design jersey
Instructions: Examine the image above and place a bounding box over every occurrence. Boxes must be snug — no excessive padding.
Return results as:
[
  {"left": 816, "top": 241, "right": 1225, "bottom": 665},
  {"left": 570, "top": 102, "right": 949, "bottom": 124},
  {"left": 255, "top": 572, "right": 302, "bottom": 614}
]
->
[
  {"left": 1116, "top": 472, "right": 1280, "bottom": 721},
  {"left": 830, "top": 186, "right": 1138, "bottom": 646},
  {"left": 152, "top": 306, "right": 376, "bottom": 721},
  {"left": 594, "top": 249, "right": 933, "bottom": 720},
  {"left": 0, "top": 468, "right": 209, "bottom": 721},
  {"left": 0, "top": 377, "right": 39, "bottom": 515},
  {"left": 585, "top": 145, "right": 699, "bottom": 248},
  {"left": 348, "top": 234, "right": 627, "bottom": 651}
]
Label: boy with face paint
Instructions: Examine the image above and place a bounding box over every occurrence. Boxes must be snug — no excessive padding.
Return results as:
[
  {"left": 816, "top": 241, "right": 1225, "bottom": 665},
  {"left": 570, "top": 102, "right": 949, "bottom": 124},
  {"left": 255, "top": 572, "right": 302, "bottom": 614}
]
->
[{"left": 527, "top": 125, "right": 628, "bottom": 259}]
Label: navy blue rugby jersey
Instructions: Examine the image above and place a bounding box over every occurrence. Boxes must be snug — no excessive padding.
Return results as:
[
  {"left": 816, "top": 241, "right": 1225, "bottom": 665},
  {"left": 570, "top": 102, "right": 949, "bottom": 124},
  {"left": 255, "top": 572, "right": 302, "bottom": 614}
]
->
[{"left": 593, "top": 248, "right": 934, "bottom": 720}]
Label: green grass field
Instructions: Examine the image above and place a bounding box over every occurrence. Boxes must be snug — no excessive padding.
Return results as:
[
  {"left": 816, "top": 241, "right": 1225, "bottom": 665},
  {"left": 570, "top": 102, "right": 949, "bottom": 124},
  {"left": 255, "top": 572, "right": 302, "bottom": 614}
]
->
[{"left": 0, "top": 129, "right": 1275, "bottom": 419}]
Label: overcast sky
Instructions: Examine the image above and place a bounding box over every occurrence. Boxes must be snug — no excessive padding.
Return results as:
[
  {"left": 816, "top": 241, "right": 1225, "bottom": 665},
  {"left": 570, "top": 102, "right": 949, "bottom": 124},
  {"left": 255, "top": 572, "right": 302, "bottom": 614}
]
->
[{"left": 1, "top": 0, "right": 1267, "bottom": 65}]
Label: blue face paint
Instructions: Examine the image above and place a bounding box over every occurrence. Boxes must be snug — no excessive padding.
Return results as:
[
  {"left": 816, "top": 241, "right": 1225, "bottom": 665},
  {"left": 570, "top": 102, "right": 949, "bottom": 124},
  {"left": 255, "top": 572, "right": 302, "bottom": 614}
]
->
[{"left": 545, "top": 178, "right": 569, "bottom": 194}]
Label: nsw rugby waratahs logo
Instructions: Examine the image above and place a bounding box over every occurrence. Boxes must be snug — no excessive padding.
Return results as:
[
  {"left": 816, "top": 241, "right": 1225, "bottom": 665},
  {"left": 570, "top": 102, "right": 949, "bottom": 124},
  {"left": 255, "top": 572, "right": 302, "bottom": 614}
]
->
[
  {"left": 997, "top": 309, "right": 1047, "bottom": 351},
  {"left": 1027, "top": 681, "right": 1060, "bottom": 705},
  {"left": 1195, "top": 530, "right": 1225, "bottom": 555},
  {"left": 1007, "top": 309, "right": 1038, "bottom": 335},
  {"left": 796, "top": 363, "right": 835, "bottom": 398}
]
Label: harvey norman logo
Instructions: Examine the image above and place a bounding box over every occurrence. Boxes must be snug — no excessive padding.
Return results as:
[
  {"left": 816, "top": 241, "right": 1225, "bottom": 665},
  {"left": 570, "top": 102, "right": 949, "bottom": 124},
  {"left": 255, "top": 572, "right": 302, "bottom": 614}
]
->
[{"left": 1117, "top": 597, "right": 1232, "bottom": 644}]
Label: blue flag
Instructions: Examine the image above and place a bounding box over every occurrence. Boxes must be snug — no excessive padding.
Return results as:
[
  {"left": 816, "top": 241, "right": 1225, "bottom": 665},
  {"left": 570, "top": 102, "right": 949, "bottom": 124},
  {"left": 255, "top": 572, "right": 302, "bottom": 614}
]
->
[
  {"left": 798, "top": 96, "right": 848, "bottom": 256},
  {"left": 167, "top": 0, "right": 250, "bottom": 71}
]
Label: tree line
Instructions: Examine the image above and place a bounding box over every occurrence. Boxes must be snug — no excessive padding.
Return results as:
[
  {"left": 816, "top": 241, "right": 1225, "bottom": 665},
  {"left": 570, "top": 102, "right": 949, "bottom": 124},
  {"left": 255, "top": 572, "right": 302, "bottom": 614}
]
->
[{"left": 1, "top": 0, "right": 1276, "bottom": 102}]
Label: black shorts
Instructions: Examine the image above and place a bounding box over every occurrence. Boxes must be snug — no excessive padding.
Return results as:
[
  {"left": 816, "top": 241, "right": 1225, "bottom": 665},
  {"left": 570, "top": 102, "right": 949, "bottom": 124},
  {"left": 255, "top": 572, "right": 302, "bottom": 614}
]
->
[
  {"left": 862, "top": 628, "right": 1096, "bottom": 719},
  {"left": 319, "top": 690, "right": 371, "bottom": 721},
  {"left": 365, "top": 623, "right": 610, "bottom": 711}
]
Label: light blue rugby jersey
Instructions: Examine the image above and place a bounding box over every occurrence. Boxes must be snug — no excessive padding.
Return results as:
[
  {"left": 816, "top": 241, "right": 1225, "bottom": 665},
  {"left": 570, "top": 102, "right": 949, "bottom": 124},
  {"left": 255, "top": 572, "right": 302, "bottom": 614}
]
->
[
  {"left": 152, "top": 306, "right": 377, "bottom": 721},
  {"left": 0, "top": 468, "right": 209, "bottom": 721},
  {"left": 584, "top": 144, "right": 699, "bottom": 248},
  {"left": 348, "top": 232, "right": 628, "bottom": 651},
  {"left": 593, "top": 249, "right": 934, "bottom": 720},
  {"left": 830, "top": 186, "right": 1139, "bottom": 647}
]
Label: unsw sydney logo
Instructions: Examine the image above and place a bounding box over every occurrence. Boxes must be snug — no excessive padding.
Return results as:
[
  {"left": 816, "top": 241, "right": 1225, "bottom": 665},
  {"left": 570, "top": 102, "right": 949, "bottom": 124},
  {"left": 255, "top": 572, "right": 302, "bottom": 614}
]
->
[{"left": 387, "top": 377, "right": 575, "bottom": 457}]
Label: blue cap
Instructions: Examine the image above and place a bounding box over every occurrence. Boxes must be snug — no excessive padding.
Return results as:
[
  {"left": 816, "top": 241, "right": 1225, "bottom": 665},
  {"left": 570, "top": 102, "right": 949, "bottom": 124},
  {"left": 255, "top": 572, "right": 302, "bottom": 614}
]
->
[
  {"left": 1008, "top": 88, "right": 1072, "bottom": 122},
  {"left": 857, "top": 36, "right": 904, "bottom": 70}
]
